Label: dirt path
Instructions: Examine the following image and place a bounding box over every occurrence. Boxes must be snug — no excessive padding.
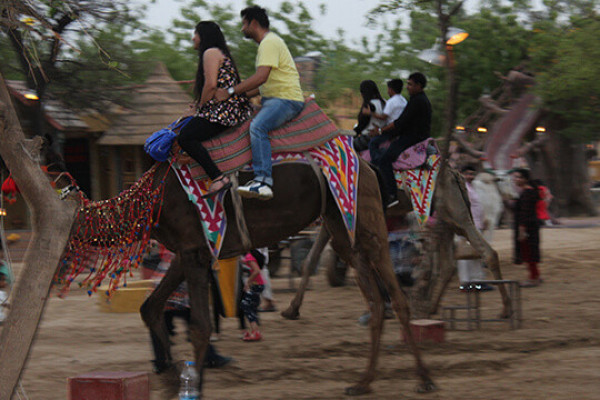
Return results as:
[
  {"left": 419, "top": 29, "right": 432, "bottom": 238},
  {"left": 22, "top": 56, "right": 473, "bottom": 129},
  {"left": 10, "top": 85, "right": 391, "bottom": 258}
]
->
[{"left": 4, "top": 225, "right": 600, "bottom": 399}]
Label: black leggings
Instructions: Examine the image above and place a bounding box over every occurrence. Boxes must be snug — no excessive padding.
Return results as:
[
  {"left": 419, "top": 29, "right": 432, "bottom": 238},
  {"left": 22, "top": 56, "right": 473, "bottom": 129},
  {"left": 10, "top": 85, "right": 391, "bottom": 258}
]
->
[{"left": 178, "top": 117, "right": 228, "bottom": 180}]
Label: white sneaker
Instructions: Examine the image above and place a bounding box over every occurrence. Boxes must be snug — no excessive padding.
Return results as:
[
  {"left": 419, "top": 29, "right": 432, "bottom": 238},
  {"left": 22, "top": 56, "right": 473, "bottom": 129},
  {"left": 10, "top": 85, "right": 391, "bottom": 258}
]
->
[{"left": 236, "top": 180, "right": 273, "bottom": 200}]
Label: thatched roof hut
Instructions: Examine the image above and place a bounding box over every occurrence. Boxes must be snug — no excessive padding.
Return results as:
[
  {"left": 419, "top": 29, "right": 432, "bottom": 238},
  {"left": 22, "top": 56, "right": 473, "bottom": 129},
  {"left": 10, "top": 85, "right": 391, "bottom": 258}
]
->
[{"left": 98, "top": 62, "right": 191, "bottom": 146}]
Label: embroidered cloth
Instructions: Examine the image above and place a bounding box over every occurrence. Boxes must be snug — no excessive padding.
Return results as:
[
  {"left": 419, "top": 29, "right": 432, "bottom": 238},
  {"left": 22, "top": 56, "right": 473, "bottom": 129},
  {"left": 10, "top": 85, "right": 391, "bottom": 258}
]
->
[
  {"left": 175, "top": 135, "right": 359, "bottom": 258},
  {"left": 395, "top": 154, "right": 441, "bottom": 226}
]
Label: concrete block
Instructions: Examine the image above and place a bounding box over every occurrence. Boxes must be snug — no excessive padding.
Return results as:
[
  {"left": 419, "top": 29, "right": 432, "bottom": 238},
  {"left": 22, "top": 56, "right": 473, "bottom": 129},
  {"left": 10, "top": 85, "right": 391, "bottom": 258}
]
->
[
  {"left": 403, "top": 319, "right": 445, "bottom": 343},
  {"left": 67, "top": 371, "right": 149, "bottom": 400}
]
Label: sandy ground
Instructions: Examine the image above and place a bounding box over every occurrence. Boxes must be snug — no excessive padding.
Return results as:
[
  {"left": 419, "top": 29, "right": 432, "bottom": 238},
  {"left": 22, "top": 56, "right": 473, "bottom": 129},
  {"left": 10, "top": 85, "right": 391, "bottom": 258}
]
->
[{"left": 4, "top": 223, "right": 600, "bottom": 400}]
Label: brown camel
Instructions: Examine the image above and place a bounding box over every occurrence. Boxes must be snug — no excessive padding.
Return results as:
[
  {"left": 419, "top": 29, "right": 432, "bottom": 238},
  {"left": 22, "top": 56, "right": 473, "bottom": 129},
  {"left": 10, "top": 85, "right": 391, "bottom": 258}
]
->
[
  {"left": 281, "top": 160, "right": 512, "bottom": 321},
  {"left": 52, "top": 155, "right": 436, "bottom": 397}
]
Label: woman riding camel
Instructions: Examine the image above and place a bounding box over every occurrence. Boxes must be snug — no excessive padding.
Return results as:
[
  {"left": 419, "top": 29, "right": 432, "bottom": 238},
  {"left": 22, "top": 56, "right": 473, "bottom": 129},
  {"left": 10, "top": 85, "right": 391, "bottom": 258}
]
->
[{"left": 177, "top": 21, "right": 253, "bottom": 196}]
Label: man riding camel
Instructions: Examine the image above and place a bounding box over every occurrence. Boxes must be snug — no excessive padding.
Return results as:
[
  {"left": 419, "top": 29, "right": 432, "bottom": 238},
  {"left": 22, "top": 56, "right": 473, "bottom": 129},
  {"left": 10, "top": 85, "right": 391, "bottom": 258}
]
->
[
  {"left": 370, "top": 72, "right": 432, "bottom": 208},
  {"left": 215, "top": 5, "right": 304, "bottom": 200}
]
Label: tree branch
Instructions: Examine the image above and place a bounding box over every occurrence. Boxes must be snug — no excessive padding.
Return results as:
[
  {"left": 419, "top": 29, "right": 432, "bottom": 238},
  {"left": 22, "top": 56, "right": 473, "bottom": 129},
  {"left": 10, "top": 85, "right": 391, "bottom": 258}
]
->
[
  {"left": 451, "top": 132, "right": 485, "bottom": 159},
  {"left": 448, "top": 0, "right": 465, "bottom": 17},
  {"left": 479, "top": 94, "right": 509, "bottom": 115}
]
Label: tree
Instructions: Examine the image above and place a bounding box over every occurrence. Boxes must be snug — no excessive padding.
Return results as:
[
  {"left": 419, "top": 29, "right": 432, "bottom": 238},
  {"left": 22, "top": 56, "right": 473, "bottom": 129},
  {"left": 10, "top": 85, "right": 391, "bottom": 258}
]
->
[
  {"left": 527, "top": 13, "right": 599, "bottom": 215},
  {"left": 0, "top": 2, "right": 145, "bottom": 397},
  {"left": 0, "top": 0, "right": 149, "bottom": 129}
]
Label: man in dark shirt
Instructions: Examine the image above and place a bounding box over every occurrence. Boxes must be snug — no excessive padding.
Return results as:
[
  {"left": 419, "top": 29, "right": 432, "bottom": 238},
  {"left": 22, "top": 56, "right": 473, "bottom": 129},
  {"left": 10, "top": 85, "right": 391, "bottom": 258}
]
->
[{"left": 371, "top": 72, "right": 432, "bottom": 208}]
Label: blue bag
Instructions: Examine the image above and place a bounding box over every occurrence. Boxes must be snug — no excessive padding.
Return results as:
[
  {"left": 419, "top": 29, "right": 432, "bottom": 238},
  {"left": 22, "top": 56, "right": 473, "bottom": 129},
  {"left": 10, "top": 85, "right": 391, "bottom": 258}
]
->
[{"left": 144, "top": 117, "right": 192, "bottom": 162}]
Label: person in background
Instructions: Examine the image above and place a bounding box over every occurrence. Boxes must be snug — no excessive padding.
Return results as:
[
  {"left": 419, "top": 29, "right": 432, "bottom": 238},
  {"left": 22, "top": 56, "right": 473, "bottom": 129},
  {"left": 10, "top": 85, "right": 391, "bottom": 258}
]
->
[
  {"left": 257, "top": 247, "right": 277, "bottom": 312},
  {"left": 240, "top": 249, "right": 266, "bottom": 341},
  {"left": 512, "top": 169, "right": 543, "bottom": 287},
  {"left": 0, "top": 271, "right": 9, "bottom": 325},
  {"left": 215, "top": 5, "right": 305, "bottom": 200},
  {"left": 457, "top": 165, "right": 494, "bottom": 292},
  {"left": 368, "top": 79, "right": 407, "bottom": 162},
  {"left": 532, "top": 179, "right": 554, "bottom": 226}
]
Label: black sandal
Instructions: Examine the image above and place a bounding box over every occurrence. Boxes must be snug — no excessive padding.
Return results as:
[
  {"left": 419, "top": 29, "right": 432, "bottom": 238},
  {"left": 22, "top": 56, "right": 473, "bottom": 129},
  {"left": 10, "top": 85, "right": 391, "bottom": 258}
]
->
[{"left": 202, "top": 176, "right": 232, "bottom": 198}]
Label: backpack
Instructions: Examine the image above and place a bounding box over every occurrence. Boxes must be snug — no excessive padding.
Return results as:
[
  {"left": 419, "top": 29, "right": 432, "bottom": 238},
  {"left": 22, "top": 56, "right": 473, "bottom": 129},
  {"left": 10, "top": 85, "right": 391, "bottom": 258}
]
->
[{"left": 144, "top": 117, "right": 192, "bottom": 162}]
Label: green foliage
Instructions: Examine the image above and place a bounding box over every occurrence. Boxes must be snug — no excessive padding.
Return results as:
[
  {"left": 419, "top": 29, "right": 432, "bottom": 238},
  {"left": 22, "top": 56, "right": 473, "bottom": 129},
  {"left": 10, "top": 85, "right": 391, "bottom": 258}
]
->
[
  {"left": 0, "top": 0, "right": 151, "bottom": 111},
  {"left": 455, "top": 8, "right": 530, "bottom": 119},
  {"left": 529, "top": 16, "right": 600, "bottom": 142}
]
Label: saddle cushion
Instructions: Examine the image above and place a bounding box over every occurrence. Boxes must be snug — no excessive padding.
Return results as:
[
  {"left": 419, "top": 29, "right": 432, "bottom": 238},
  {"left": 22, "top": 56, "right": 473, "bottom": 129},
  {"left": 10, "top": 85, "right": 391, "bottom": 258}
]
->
[
  {"left": 182, "top": 98, "right": 340, "bottom": 180},
  {"left": 359, "top": 137, "right": 438, "bottom": 171}
]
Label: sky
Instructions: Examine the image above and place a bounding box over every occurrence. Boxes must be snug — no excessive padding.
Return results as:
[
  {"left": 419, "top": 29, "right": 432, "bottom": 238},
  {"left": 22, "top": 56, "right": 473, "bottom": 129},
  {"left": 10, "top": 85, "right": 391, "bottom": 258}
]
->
[
  {"left": 140, "top": 0, "right": 392, "bottom": 46},
  {"left": 139, "top": 0, "right": 546, "bottom": 47}
]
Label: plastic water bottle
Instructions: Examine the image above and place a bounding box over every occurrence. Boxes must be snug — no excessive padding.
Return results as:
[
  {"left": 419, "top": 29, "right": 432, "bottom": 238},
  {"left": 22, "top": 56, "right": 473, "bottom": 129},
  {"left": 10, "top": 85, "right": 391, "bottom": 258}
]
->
[{"left": 179, "top": 361, "right": 200, "bottom": 400}]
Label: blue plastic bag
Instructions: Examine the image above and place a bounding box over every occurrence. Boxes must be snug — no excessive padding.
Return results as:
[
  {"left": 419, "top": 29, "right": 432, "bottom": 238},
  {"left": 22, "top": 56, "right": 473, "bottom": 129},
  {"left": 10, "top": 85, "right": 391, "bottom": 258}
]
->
[{"left": 144, "top": 117, "right": 192, "bottom": 162}]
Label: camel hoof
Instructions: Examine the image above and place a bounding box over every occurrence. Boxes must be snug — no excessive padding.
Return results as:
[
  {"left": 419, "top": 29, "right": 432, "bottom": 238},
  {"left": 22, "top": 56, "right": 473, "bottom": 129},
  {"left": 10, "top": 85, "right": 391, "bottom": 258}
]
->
[
  {"left": 281, "top": 307, "right": 300, "bottom": 320},
  {"left": 345, "top": 384, "right": 372, "bottom": 396},
  {"left": 415, "top": 381, "right": 437, "bottom": 393}
]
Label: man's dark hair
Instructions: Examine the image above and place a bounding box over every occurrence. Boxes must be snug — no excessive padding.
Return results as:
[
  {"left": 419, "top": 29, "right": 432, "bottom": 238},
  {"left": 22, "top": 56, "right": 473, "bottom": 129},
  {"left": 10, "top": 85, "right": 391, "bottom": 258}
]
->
[
  {"left": 387, "top": 79, "right": 403, "bottom": 94},
  {"left": 241, "top": 6, "right": 270, "bottom": 29},
  {"left": 408, "top": 72, "right": 427, "bottom": 89}
]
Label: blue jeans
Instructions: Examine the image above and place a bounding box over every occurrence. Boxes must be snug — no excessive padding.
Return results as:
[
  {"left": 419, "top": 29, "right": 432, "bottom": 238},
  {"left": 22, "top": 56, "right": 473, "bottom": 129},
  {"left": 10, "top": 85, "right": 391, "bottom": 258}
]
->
[{"left": 249, "top": 97, "right": 304, "bottom": 186}]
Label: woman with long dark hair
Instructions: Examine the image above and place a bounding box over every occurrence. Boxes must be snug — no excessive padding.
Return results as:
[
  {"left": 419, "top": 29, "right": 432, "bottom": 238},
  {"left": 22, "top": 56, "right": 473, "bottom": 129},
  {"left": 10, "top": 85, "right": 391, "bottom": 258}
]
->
[
  {"left": 178, "top": 21, "right": 252, "bottom": 196},
  {"left": 353, "top": 80, "right": 386, "bottom": 152}
]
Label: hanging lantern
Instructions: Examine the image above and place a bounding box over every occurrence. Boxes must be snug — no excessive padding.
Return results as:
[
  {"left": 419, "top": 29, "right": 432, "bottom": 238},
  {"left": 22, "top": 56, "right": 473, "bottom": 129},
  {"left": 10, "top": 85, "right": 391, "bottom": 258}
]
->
[{"left": 1, "top": 175, "right": 19, "bottom": 204}]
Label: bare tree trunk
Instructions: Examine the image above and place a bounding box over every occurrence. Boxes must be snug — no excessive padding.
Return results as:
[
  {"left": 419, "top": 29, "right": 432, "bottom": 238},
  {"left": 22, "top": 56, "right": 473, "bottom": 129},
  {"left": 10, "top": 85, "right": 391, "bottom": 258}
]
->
[
  {"left": 548, "top": 133, "right": 597, "bottom": 216},
  {"left": 0, "top": 73, "right": 76, "bottom": 399}
]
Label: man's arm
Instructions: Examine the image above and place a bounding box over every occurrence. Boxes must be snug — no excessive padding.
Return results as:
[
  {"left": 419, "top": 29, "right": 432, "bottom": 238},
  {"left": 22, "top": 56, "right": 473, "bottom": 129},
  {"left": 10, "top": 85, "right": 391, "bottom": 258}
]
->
[
  {"left": 373, "top": 100, "right": 414, "bottom": 137},
  {"left": 214, "top": 66, "right": 271, "bottom": 101}
]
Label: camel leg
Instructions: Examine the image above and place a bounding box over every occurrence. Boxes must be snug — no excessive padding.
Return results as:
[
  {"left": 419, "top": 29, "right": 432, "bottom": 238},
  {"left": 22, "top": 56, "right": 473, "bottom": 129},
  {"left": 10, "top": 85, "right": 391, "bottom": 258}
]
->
[
  {"left": 140, "top": 253, "right": 184, "bottom": 373},
  {"left": 460, "top": 223, "right": 511, "bottom": 318},
  {"left": 344, "top": 253, "right": 386, "bottom": 396},
  {"left": 438, "top": 166, "right": 511, "bottom": 318},
  {"left": 366, "top": 232, "right": 437, "bottom": 393},
  {"left": 180, "top": 248, "right": 212, "bottom": 393},
  {"left": 429, "top": 226, "right": 458, "bottom": 316},
  {"left": 281, "top": 227, "right": 331, "bottom": 320}
]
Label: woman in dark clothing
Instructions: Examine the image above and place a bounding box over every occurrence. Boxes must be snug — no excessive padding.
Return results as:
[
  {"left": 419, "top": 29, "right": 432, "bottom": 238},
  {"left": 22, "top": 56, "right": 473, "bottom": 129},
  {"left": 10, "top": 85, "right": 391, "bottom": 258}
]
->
[
  {"left": 178, "top": 21, "right": 252, "bottom": 196},
  {"left": 512, "top": 168, "right": 542, "bottom": 287}
]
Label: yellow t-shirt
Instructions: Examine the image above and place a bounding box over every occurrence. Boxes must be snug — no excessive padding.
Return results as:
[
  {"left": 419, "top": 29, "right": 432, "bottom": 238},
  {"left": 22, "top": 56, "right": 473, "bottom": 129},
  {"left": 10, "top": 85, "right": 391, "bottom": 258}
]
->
[{"left": 256, "top": 32, "right": 304, "bottom": 102}]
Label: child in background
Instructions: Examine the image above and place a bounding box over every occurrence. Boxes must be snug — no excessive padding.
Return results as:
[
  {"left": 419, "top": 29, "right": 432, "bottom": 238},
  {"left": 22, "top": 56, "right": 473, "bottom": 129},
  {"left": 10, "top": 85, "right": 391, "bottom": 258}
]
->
[
  {"left": 0, "top": 272, "right": 9, "bottom": 324},
  {"left": 240, "top": 249, "right": 266, "bottom": 342}
]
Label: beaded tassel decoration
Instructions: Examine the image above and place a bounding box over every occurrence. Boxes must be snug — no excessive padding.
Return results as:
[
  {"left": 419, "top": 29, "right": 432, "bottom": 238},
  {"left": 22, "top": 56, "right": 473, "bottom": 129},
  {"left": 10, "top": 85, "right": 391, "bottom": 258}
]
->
[{"left": 56, "top": 164, "right": 169, "bottom": 297}]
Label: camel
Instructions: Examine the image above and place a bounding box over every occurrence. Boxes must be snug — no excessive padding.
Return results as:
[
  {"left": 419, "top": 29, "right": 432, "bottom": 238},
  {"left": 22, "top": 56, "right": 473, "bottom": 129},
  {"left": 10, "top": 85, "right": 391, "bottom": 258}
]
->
[
  {"left": 281, "top": 160, "right": 512, "bottom": 321},
  {"left": 49, "top": 153, "right": 436, "bottom": 397}
]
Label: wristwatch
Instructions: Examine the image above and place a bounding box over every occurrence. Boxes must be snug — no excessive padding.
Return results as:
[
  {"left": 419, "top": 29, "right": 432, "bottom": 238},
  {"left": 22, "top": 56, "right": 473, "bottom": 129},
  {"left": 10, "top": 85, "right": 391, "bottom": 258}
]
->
[{"left": 227, "top": 87, "right": 235, "bottom": 96}]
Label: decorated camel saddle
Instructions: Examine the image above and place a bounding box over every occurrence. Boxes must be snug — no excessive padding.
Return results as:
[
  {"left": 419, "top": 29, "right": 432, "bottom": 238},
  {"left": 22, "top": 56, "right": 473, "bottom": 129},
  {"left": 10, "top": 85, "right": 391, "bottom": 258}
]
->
[
  {"left": 172, "top": 98, "right": 359, "bottom": 258},
  {"left": 359, "top": 138, "right": 442, "bottom": 226}
]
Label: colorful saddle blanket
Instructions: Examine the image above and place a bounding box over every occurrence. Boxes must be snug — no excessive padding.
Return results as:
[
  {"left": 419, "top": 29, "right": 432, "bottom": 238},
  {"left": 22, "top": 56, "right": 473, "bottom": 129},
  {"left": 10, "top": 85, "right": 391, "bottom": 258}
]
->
[
  {"left": 359, "top": 137, "right": 438, "bottom": 171},
  {"left": 394, "top": 154, "right": 441, "bottom": 226},
  {"left": 174, "top": 135, "right": 359, "bottom": 258},
  {"left": 357, "top": 137, "right": 441, "bottom": 226},
  {"left": 184, "top": 98, "right": 341, "bottom": 180}
]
